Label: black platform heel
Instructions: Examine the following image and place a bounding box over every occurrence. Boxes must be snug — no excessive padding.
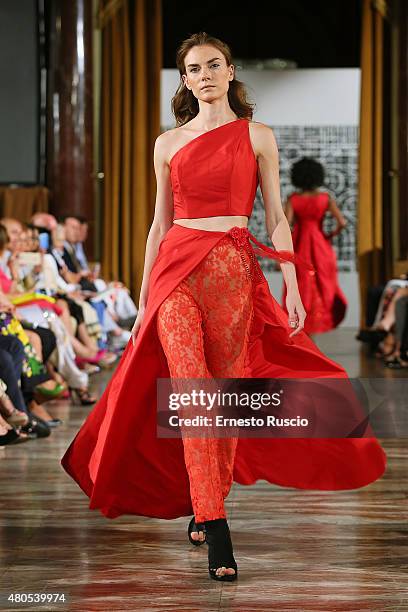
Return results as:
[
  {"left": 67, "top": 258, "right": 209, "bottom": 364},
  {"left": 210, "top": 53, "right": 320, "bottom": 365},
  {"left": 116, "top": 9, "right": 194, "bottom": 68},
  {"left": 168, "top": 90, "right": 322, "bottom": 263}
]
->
[
  {"left": 187, "top": 516, "right": 206, "bottom": 546},
  {"left": 204, "top": 518, "right": 238, "bottom": 582}
]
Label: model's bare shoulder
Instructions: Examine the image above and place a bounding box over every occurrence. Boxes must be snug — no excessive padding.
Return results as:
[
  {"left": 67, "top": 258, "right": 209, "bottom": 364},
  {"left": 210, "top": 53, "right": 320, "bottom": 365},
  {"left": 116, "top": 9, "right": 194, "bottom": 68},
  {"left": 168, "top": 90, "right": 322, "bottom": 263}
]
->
[
  {"left": 155, "top": 126, "right": 187, "bottom": 166},
  {"left": 247, "top": 120, "right": 274, "bottom": 134},
  {"left": 247, "top": 121, "right": 278, "bottom": 158},
  {"left": 155, "top": 129, "right": 175, "bottom": 158}
]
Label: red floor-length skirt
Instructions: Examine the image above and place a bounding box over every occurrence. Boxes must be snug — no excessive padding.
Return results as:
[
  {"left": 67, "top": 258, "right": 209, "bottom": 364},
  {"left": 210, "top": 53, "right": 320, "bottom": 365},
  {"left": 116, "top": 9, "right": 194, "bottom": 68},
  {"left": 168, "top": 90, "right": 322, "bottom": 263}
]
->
[{"left": 61, "top": 223, "right": 386, "bottom": 520}]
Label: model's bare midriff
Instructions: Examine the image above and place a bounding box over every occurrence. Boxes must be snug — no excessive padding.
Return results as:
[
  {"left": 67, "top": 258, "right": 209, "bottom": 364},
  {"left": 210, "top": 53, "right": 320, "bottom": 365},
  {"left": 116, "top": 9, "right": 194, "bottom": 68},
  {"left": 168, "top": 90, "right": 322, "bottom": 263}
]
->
[{"left": 173, "top": 216, "right": 248, "bottom": 232}]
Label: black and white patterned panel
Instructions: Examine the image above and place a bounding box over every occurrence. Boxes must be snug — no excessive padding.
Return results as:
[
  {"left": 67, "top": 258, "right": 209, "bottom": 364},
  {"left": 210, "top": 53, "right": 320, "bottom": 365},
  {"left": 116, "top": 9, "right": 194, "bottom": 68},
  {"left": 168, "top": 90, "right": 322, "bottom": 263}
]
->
[{"left": 248, "top": 125, "right": 358, "bottom": 273}]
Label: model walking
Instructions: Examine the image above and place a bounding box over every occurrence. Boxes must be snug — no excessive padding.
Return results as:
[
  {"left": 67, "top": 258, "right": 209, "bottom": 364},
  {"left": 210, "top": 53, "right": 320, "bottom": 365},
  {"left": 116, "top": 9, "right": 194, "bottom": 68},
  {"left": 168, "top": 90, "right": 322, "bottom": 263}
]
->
[
  {"left": 283, "top": 157, "right": 348, "bottom": 334},
  {"left": 61, "top": 32, "right": 386, "bottom": 582}
]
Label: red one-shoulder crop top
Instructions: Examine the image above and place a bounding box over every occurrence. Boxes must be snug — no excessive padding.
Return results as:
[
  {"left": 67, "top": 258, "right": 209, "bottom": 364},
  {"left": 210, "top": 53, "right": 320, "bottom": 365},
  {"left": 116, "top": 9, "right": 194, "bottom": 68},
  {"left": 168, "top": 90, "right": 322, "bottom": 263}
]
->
[{"left": 169, "top": 118, "right": 258, "bottom": 220}]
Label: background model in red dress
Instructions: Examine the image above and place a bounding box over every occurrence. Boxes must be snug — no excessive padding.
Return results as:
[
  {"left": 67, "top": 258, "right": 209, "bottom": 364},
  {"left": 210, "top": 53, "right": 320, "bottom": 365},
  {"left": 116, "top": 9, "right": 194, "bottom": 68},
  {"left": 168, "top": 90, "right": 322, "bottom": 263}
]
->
[{"left": 283, "top": 191, "right": 348, "bottom": 334}]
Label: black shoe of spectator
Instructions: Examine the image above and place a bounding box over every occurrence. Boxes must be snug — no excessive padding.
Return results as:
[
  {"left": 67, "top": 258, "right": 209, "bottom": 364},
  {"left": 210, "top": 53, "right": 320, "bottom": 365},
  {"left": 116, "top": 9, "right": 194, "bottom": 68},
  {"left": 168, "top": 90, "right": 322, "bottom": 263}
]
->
[
  {"left": 385, "top": 357, "right": 408, "bottom": 369},
  {"left": 356, "top": 329, "right": 388, "bottom": 343},
  {"left": 0, "top": 428, "right": 31, "bottom": 446},
  {"left": 21, "top": 414, "right": 51, "bottom": 438}
]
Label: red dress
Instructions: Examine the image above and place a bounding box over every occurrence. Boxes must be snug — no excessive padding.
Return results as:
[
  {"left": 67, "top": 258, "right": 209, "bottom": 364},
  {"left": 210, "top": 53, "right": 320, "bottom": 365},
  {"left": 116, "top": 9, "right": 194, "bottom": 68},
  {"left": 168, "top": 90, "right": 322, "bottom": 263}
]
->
[
  {"left": 61, "top": 119, "right": 386, "bottom": 520},
  {"left": 283, "top": 192, "right": 348, "bottom": 333}
]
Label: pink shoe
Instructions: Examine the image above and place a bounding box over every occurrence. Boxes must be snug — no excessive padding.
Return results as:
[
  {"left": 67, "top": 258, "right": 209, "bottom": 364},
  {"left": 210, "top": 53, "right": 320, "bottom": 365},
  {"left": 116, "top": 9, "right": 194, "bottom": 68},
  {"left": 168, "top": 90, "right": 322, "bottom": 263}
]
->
[{"left": 75, "top": 349, "right": 107, "bottom": 366}]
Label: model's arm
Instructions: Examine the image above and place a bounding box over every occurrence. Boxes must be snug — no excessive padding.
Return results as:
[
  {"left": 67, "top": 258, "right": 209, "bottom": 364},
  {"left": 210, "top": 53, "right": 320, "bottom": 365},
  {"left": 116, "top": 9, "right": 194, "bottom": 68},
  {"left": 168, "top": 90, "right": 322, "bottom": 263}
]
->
[
  {"left": 325, "top": 195, "right": 347, "bottom": 239},
  {"left": 131, "top": 132, "right": 174, "bottom": 345},
  {"left": 250, "top": 123, "right": 306, "bottom": 336}
]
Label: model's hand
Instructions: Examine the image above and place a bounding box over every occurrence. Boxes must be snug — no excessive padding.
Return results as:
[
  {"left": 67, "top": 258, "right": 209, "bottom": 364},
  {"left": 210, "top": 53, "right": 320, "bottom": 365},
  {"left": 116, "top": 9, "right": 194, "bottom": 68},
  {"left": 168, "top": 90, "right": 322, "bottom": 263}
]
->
[
  {"left": 131, "top": 307, "right": 145, "bottom": 346},
  {"left": 285, "top": 291, "right": 306, "bottom": 337}
]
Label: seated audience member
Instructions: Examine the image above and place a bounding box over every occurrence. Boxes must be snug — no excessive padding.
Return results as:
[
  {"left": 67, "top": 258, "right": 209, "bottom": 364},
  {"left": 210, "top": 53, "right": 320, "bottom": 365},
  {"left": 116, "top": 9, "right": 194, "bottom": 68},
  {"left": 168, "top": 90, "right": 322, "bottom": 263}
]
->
[
  {"left": 383, "top": 293, "right": 408, "bottom": 369},
  {"left": 371, "top": 276, "right": 408, "bottom": 328},
  {"left": 0, "top": 218, "right": 45, "bottom": 292},
  {"left": 31, "top": 214, "right": 131, "bottom": 351},
  {"left": 60, "top": 215, "right": 134, "bottom": 348},
  {"left": 73, "top": 215, "right": 90, "bottom": 271},
  {"left": 59, "top": 216, "right": 98, "bottom": 292},
  {"left": 38, "top": 224, "right": 117, "bottom": 368},
  {"left": 372, "top": 277, "right": 408, "bottom": 357},
  {"left": 357, "top": 271, "right": 408, "bottom": 368},
  {"left": 49, "top": 223, "right": 121, "bottom": 350},
  {"left": 78, "top": 216, "right": 137, "bottom": 326},
  {"left": 0, "top": 289, "right": 58, "bottom": 433},
  {"left": 0, "top": 222, "right": 98, "bottom": 405}
]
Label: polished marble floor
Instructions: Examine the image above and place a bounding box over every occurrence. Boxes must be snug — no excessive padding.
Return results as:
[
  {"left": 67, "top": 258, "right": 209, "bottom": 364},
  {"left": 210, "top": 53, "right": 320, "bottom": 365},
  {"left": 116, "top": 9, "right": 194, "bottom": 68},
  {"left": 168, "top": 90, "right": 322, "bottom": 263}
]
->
[{"left": 0, "top": 329, "right": 407, "bottom": 611}]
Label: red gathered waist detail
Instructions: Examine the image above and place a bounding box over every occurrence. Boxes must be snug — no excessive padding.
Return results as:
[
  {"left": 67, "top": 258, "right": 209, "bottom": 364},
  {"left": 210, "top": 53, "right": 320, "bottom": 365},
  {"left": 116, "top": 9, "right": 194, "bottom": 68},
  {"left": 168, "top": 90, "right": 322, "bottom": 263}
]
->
[{"left": 227, "top": 226, "right": 315, "bottom": 275}]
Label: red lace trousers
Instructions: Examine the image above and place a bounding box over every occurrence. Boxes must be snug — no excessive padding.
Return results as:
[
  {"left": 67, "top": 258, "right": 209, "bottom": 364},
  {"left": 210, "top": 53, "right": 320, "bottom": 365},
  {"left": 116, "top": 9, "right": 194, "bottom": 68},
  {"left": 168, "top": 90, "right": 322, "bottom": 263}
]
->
[{"left": 157, "top": 233, "right": 254, "bottom": 523}]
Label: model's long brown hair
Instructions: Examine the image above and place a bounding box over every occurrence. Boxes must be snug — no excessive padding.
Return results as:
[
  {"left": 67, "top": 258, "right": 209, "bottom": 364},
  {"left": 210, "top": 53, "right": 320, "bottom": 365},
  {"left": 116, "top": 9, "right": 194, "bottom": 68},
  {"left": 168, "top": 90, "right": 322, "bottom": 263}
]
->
[{"left": 171, "top": 32, "right": 255, "bottom": 126}]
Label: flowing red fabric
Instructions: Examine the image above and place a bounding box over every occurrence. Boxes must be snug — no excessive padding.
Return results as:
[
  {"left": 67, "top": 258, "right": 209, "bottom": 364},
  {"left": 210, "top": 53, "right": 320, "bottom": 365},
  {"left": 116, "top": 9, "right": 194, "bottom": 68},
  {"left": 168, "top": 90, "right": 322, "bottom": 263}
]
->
[
  {"left": 61, "top": 119, "right": 386, "bottom": 520},
  {"left": 282, "top": 192, "right": 348, "bottom": 333}
]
